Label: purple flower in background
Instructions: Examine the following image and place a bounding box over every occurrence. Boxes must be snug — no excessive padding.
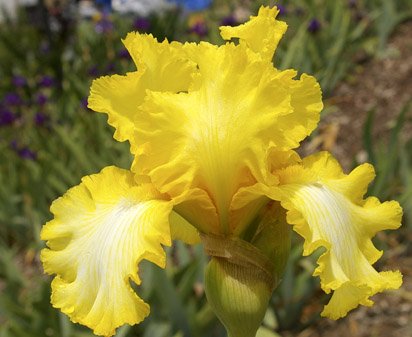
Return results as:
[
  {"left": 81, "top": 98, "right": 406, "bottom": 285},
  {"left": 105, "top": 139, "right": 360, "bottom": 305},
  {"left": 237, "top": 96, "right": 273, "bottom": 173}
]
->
[
  {"left": 118, "top": 48, "right": 130, "bottom": 59},
  {"left": 220, "top": 15, "right": 238, "bottom": 27},
  {"left": 95, "top": 14, "right": 113, "bottom": 34},
  {"left": 189, "top": 21, "right": 208, "bottom": 37},
  {"left": 106, "top": 63, "right": 116, "bottom": 73},
  {"left": 38, "top": 75, "right": 55, "bottom": 88},
  {"left": 34, "top": 112, "right": 48, "bottom": 126},
  {"left": 81, "top": 97, "right": 91, "bottom": 110},
  {"left": 133, "top": 17, "right": 150, "bottom": 32},
  {"left": 348, "top": 0, "right": 357, "bottom": 8},
  {"left": 308, "top": 18, "right": 321, "bottom": 33},
  {"left": 10, "top": 141, "right": 37, "bottom": 160},
  {"left": 40, "top": 41, "right": 51, "bottom": 54},
  {"left": 36, "top": 93, "right": 48, "bottom": 106},
  {"left": 10, "top": 140, "right": 18, "bottom": 150},
  {"left": 12, "top": 75, "right": 27, "bottom": 88},
  {"left": 18, "top": 147, "right": 37, "bottom": 160},
  {"left": 0, "top": 108, "right": 15, "bottom": 126},
  {"left": 276, "top": 4, "right": 286, "bottom": 16},
  {"left": 3, "top": 92, "right": 23, "bottom": 106},
  {"left": 88, "top": 66, "right": 100, "bottom": 77}
]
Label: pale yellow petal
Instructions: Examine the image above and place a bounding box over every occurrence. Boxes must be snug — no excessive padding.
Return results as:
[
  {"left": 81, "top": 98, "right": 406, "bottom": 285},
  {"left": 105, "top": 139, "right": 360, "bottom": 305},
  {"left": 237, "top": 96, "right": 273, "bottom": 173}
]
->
[
  {"left": 272, "top": 152, "right": 403, "bottom": 319},
  {"left": 41, "top": 166, "right": 172, "bottom": 336}
]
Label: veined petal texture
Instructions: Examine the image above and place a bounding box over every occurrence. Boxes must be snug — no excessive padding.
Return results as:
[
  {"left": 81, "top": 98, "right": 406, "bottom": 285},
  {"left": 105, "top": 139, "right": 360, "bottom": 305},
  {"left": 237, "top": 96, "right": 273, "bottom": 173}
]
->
[
  {"left": 272, "top": 152, "right": 402, "bottom": 318},
  {"left": 88, "top": 33, "right": 196, "bottom": 143},
  {"left": 131, "top": 42, "right": 322, "bottom": 234},
  {"left": 87, "top": 7, "right": 322, "bottom": 235},
  {"left": 220, "top": 6, "right": 287, "bottom": 62},
  {"left": 41, "top": 166, "right": 173, "bottom": 336}
]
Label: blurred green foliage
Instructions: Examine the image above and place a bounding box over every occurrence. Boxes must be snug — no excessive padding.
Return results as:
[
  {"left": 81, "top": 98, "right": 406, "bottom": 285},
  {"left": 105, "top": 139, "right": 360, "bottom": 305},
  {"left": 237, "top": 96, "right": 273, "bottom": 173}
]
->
[{"left": 1, "top": 0, "right": 411, "bottom": 336}]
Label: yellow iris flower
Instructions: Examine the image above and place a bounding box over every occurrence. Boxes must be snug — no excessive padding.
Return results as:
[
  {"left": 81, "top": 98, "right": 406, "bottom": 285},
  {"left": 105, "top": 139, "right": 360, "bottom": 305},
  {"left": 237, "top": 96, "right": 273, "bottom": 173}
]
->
[{"left": 41, "top": 6, "right": 402, "bottom": 337}]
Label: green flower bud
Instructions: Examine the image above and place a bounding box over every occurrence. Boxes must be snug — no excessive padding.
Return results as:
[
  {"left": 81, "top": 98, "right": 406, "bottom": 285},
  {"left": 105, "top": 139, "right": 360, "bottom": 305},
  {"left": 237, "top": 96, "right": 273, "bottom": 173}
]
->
[
  {"left": 202, "top": 235, "right": 278, "bottom": 337},
  {"left": 205, "top": 256, "right": 273, "bottom": 337},
  {"left": 201, "top": 204, "right": 291, "bottom": 337}
]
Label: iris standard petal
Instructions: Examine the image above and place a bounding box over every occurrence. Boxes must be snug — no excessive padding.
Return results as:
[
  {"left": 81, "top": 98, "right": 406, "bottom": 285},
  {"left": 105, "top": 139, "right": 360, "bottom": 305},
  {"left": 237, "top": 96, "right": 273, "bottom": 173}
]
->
[
  {"left": 88, "top": 33, "right": 196, "bottom": 143},
  {"left": 89, "top": 11, "right": 322, "bottom": 236},
  {"left": 220, "top": 6, "right": 287, "bottom": 62},
  {"left": 131, "top": 41, "right": 322, "bottom": 234},
  {"left": 271, "top": 152, "right": 402, "bottom": 319},
  {"left": 132, "top": 43, "right": 291, "bottom": 232},
  {"left": 41, "top": 166, "right": 173, "bottom": 336}
]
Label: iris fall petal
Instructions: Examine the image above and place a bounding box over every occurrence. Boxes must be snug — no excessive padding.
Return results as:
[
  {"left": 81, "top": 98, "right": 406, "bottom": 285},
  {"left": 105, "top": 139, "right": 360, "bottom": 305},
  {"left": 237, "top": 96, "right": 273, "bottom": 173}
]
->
[
  {"left": 41, "top": 166, "right": 173, "bottom": 336},
  {"left": 272, "top": 152, "right": 402, "bottom": 318}
]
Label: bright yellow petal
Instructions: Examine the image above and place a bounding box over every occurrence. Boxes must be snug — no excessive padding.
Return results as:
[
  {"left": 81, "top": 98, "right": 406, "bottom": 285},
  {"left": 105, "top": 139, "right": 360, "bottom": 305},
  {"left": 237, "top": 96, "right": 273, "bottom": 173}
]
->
[
  {"left": 131, "top": 42, "right": 322, "bottom": 235},
  {"left": 220, "top": 6, "right": 287, "bottom": 62},
  {"left": 229, "top": 150, "right": 301, "bottom": 236},
  {"left": 41, "top": 166, "right": 172, "bottom": 336},
  {"left": 131, "top": 43, "right": 285, "bottom": 233},
  {"left": 88, "top": 33, "right": 196, "bottom": 143},
  {"left": 271, "top": 152, "right": 402, "bottom": 319},
  {"left": 122, "top": 32, "right": 195, "bottom": 90}
]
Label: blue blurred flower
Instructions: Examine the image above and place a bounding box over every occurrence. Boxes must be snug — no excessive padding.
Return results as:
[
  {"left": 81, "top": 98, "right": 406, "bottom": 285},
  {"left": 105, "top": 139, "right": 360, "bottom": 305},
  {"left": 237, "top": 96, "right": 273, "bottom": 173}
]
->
[
  {"left": 96, "top": 0, "right": 112, "bottom": 10},
  {"left": 3, "top": 92, "right": 23, "bottom": 106},
  {"left": 308, "top": 18, "right": 321, "bottom": 33},
  {"left": 0, "top": 108, "right": 15, "bottom": 126},
  {"left": 12, "top": 75, "right": 27, "bottom": 88},
  {"left": 171, "top": 0, "right": 211, "bottom": 11}
]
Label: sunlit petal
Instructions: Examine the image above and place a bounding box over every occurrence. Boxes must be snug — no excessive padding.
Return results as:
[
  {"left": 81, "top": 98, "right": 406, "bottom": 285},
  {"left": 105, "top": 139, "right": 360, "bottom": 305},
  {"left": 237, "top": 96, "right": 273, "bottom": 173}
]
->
[
  {"left": 88, "top": 33, "right": 196, "bottom": 143},
  {"left": 220, "top": 6, "right": 287, "bottom": 62},
  {"left": 41, "top": 166, "right": 172, "bottom": 336},
  {"left": 271, "top": 152, "right": 402, "bottom": 318},
  {"left": 131, "top": 42, "right": 322, "bottom": 234}
]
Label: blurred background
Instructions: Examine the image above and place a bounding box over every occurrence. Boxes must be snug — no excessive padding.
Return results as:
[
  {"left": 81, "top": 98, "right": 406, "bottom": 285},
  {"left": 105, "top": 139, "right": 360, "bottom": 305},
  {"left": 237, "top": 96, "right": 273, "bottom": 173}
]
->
[{"left": 0, "top": 0, "right": 411, "bottom": 336}]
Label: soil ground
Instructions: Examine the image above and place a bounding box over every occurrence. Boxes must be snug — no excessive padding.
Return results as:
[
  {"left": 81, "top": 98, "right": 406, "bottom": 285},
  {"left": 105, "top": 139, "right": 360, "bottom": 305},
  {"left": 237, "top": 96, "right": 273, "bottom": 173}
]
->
[{"left": 302, "top": 21, "right": 412, "bottom": 171}]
